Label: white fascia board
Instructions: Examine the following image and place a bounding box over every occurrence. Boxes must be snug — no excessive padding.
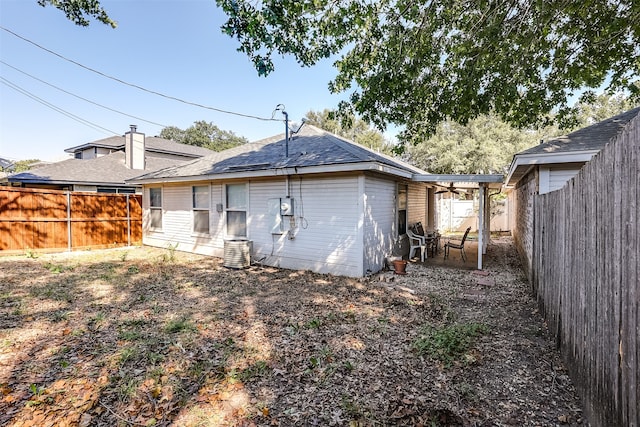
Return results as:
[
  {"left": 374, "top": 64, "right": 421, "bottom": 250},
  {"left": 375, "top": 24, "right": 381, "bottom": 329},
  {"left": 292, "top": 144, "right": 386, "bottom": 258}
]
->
[
  {"left": 505, "top": 150, "right": 598, "bottom": 185},
  {"left": 127, "top": 162, "right": 413, "bottom": 185},
  {"left": 412, "top": 173, "right": 504, "bottom": 183}
]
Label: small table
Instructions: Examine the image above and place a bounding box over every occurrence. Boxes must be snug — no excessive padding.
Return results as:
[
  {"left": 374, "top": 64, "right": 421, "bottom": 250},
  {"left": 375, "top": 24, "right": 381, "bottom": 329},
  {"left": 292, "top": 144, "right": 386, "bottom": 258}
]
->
[{"left": 425, "top": 232, "right": 441, "bottom": 257}]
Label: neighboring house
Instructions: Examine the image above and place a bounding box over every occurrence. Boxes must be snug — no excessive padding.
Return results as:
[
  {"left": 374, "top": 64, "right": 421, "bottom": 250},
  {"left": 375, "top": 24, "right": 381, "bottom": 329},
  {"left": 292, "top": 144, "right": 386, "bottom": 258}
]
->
[
  {"left": 506, "top": 106, "right": 640, "bottom": 195},
  {"left": 506, "top": 106, "right": 640, "bottom": 276},
  {"left": 128, "top": 125, "right": 439, "bottom": 277},
  {"left": 7, "top": 126, "right": 214, "bottom": 193}
]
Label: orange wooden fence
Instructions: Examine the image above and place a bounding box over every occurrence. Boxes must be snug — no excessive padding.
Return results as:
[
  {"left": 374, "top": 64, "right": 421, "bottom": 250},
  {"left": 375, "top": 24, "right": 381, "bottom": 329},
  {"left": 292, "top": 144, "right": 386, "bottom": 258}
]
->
[{"left": 0, "top": 187, "right": 142, "bottom": 253}]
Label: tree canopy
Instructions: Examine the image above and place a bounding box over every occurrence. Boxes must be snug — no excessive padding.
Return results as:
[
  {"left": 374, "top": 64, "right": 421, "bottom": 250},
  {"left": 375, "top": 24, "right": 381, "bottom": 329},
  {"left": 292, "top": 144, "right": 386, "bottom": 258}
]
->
[
  {"left": 305, "top": 109, "right": 393, "bottom": 154},
  {"left": 159, "top": 120, "right": 248, "bottom": 152},
  {"left": 38, "top": 0, "right": 116, "bottom": 27},
  {"left": 407, "top": 93, "right": 638, "bottom": 174},
  {"left": 42, "top": 0, "right": 640, "bottom": 144},
  {"left": 406, "top": 114, "right": 552, "bottom": 174},
  {"left": 215, "top": 0, "right": 640, "bottom": 141}
]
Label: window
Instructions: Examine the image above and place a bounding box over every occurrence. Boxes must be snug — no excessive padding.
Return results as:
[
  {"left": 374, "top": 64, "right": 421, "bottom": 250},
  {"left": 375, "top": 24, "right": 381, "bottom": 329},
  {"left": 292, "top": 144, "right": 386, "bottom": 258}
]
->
[
  {"left": 149, "top": 187, "right": 162, "bottom": 230},
  {"left": 226, "top": 183, "right": 247, "bottom": 237},
  {"left": 74, "top": 152, "right": 82, "bottom": 159},
  {"left": 192, "top": 185, "right": 210, "bottom": 234},
  {"left": 397, "top": 184, "right": 408, "bottom": 235}
]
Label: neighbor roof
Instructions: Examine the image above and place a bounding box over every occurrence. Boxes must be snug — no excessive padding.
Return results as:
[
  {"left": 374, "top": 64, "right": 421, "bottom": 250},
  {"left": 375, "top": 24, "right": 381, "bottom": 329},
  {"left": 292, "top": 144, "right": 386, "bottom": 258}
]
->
[
  {"left": 519, "top": 106, "right": 640, "bottom": 156},
  {"left": 128, "top": 125, "right": 427, "bottom": 183},
  {"left": 506, "top": 106, "right": 640, "bottom": 186},
  {"left": 8, "top": 152, "right": 187, "bottom": 187},
  {"left": 64, "top": 135, "right": 213, "bottom": 158}
]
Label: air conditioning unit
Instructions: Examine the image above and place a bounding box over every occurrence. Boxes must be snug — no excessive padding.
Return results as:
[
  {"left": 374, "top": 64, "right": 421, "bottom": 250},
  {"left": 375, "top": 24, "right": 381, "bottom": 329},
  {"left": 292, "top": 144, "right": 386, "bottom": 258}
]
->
[{"left": 223, "top": 239, "right": 252, "bottom": 269}]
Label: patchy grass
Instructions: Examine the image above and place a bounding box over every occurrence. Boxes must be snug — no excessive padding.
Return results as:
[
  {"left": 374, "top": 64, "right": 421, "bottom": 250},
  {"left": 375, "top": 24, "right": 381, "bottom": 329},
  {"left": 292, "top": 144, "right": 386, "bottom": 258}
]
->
[{"left": 0, "top": 243, "right": 583, "bottom": 426}]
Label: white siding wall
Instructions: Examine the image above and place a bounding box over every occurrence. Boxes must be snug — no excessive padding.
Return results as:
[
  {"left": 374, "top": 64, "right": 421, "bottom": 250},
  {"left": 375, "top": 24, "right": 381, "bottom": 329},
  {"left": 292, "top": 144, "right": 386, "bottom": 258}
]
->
[
  {"left": 539, "top": 165, "right": 584, "bottom": 194},
  {"left": 549, "top": 165, "right": 584, "bottom": 193},
  {"left": 143, "top": 183, "right": 225, "bottom": 256},
  {"left": 363, "top": 176, "right": 396, "bottom": 273},
  {"left": 250, "top": 176, "right": 363, "bottom": 277},
  {"left": 143, "top": 175, "right": 365, "bottom": 277}
]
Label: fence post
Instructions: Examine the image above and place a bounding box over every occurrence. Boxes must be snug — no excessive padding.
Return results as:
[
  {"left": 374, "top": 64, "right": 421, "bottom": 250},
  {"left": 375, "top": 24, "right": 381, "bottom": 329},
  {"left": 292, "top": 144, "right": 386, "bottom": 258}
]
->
[
  {"left": 66, "top": 191, "right": 72, "bottom": 252},
  {"left": 126, "top": 194, "right": 131, "bottom": 247}
]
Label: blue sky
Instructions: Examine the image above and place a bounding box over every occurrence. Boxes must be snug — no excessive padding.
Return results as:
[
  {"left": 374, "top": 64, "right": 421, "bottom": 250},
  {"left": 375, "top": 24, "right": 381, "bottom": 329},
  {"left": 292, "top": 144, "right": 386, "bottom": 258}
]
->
[{"left": 0, "top": 0, "right": 348, "bottom": 161}]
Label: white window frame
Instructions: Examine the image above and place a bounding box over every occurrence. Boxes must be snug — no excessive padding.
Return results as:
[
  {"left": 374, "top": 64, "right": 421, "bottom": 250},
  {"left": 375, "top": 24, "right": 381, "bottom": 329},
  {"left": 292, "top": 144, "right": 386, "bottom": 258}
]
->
[
  {"left": 149, "top": 187, "right": 163, "bottom": 231},
  {"left": 225, "top": 183, "right": 247, "bottom": 238},
  {"left": 192, "top": 185, "right": 210, "bottom": 235}
]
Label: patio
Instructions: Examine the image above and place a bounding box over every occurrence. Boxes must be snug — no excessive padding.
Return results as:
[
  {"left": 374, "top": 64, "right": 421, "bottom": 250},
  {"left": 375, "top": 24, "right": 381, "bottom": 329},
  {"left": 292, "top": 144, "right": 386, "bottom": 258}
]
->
[{"left": 409, "top": 238, "right": 480, "bottom": 271}]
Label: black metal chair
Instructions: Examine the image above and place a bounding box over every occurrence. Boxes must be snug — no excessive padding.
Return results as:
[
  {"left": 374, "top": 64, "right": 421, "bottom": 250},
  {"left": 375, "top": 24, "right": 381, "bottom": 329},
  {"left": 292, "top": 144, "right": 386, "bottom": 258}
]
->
[{"left": 444, "top": 227, "right": 471, "bottom": 261}]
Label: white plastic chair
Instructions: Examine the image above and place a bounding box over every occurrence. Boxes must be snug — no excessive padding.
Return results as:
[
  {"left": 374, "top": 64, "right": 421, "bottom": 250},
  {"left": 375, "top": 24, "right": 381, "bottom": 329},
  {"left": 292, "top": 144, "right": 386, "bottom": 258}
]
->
[{"left": 407, "top": 228, "right": 427, "bottom": 262}]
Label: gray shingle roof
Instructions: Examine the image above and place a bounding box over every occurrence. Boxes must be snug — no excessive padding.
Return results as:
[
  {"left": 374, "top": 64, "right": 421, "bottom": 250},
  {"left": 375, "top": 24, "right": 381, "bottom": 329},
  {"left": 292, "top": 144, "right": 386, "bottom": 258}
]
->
[
  {"left": 519, "top": 106, "right": 640, "bottom": 155},
  {"left": 8, "top": 152, "right": 185, "bottom": 186},
  {"left": 130, "top": 125, "right": 426, "bottom": 181},
  {"left": 64, "top": 135, "right": 214, "bottom": 158}
]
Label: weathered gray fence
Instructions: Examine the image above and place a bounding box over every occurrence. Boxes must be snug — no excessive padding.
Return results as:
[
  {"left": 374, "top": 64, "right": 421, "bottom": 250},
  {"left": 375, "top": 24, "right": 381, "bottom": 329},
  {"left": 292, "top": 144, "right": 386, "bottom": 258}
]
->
[{"left": 533, "top": 116, "right": 639, "bottom": 426}]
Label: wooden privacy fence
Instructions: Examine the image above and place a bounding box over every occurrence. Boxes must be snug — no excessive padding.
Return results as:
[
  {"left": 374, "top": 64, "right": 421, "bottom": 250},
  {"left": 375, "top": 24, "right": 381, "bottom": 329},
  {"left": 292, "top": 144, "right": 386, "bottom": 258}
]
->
[
  {"left": 0, "top": 187, "right": 142, "bottom": 253},
  {"left": 533, "top": 117, "right": 638, "bottom": 426}
]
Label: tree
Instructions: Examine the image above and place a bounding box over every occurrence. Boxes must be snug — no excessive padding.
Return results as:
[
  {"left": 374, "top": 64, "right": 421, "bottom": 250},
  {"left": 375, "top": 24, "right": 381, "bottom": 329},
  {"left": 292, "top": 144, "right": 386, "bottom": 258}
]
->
[
  {"left": 574, "top": 91, "right": 639, "bottom": 126},
  {"left": 406, "top": 114, "right": 557, "bottom": 174},
  {"left": 1, "top": 159, "right": 42, "bottom": 173},
  {"left": 305, "top": 109, "right": 394, "bottom": 154},
  {"left": 407, "top": 92, "right": 638, "bottom": 175},
  {"left": 215, "top": 0, "right": 640, "bottom": 142},
  {"left": 159, "top": 121, "right": 248, "bottom": 152},
  {"left": 38, "top": 0, "right": 116, "bottom": 27}
]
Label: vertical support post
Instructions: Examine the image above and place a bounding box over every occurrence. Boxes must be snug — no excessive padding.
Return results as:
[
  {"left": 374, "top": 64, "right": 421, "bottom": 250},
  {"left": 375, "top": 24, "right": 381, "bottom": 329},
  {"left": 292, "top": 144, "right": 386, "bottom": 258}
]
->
[
  {"left": 478, "top": 184, "right": 485, "bottom": 270},
  {"left": 126, "top": 194, "right": 131, "bottom": 247},
  {"left": 484, "top": 188, "right": 490, "bottom": 254},
  {"left": 66, "top": 191, "right": 72, "bottom": 252}
]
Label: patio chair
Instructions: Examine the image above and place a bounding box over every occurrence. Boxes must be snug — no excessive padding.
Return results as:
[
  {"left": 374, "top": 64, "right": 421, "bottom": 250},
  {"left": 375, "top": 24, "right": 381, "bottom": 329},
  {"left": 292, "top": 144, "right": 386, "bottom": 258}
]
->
[
  {"left": 444, "top": 227, "right": 471, "bottom": 262},
  {"left": 407, "top": 228, "right": 427, "bottom": 262}
]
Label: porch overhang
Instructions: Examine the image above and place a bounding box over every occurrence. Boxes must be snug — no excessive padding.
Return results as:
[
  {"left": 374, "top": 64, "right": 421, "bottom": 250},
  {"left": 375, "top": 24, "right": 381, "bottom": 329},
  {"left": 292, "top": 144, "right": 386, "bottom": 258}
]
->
[
  {"left": 412, "top": 173, "right": 504, "bottom": 190},
  {"left": 412, "top": 173, "right": 504, "bottom": 271}
]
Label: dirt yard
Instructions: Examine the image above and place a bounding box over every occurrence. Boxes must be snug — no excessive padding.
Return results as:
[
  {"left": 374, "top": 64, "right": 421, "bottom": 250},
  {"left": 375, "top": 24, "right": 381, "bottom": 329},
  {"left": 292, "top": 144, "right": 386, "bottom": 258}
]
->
[{"left": 0, "top": 238, "right": 583, "bottom": 426}]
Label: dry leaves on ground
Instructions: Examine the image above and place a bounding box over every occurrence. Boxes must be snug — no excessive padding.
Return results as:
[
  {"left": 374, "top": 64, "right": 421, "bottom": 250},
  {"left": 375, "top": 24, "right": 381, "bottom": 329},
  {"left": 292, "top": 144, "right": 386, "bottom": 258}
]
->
[{"left": 0, "top": 238, "right": 583, "bottom": 426}]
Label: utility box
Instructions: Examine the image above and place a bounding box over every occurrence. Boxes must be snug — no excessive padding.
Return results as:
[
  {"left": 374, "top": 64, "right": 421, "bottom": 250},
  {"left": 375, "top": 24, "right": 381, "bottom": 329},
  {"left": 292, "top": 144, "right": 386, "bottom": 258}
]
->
[
  {"left": 223, "top": 239, "right": 252, "bottom": 269},
  {"left": 280, "top": 197, "right": 295, "bottom": 216}
]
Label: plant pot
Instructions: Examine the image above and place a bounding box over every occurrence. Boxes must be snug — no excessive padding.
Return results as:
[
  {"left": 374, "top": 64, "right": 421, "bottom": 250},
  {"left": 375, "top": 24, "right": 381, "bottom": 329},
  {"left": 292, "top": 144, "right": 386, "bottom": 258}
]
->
[{"left": 392, "top": 259, "right": 408, "bottom": 275}]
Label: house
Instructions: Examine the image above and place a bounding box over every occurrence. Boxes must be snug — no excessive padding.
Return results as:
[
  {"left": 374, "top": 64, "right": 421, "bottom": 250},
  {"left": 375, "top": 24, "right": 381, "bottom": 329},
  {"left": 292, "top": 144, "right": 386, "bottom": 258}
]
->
[
  {"left": 127, "top": 125, "right": 442, "bottom": 277},
  {"left": 506, "top": 107, "right": 640, "bottom": 195},
  {"left": 7, "top": 126, "right": 214, "bottom": 193},
  {"left": 506, "top": 106, "right": 640, "bottom": 276}
]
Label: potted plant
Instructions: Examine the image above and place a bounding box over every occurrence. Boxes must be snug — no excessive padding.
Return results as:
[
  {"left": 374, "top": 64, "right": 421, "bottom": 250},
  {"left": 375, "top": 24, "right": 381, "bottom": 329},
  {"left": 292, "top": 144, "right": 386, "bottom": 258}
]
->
[{"left": 392, "top": 259, "right": 408, "bottom": 275}]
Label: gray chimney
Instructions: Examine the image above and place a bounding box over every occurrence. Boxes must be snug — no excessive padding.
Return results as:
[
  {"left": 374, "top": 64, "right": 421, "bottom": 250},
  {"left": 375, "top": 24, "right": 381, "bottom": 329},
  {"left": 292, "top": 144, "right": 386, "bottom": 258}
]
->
[{"left": 124, "top": 125, "right": 145, "bottom": 170}]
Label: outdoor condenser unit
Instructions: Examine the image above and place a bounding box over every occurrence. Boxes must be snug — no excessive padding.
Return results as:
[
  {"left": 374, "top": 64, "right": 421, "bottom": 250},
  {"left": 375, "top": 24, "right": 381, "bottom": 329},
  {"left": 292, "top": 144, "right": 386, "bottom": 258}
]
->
[{"left": 223, "top": 239, "right": 252, "bottom": 269}]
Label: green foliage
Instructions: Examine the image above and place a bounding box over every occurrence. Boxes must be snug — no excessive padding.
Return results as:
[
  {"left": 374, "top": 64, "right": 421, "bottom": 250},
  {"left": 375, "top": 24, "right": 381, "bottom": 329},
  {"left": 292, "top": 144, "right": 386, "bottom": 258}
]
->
[
  {"left": 3, "top": 159, "right": 41, "bottom": 173},
  {"left": 406, "top": 113, "right": 554, "bottom": 174},
  {"left": 413, "top": 322, "right": 489, "bottom": 367},
  {"left": 305, "top": 109, "right": 394, "bottom": 154},
  {"left": 407, "top": 92, "right": 639, "bottom": 174},
  {"left": 159, "top": 120, "right": 248, "bottom": 152},
  {"left": 235, "top": 360, "right": 270, "bottom": 382},
  {"left": 164, "top": 317, "right": 197, "bottom": 333},
  {"left": 216, "top": 0, "right": 640, "bottom": 140},
  {"left": 38, "top": 0, "right": 116, "bottom": 28}
]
